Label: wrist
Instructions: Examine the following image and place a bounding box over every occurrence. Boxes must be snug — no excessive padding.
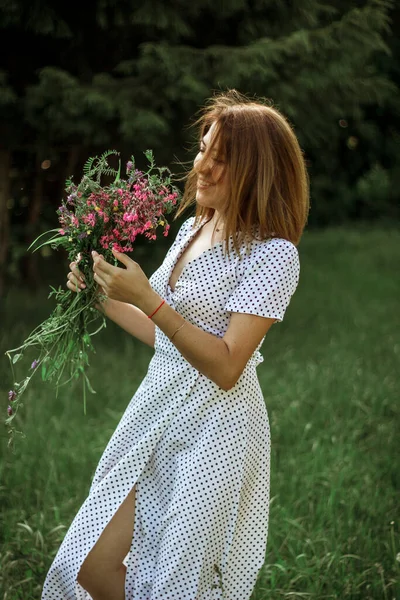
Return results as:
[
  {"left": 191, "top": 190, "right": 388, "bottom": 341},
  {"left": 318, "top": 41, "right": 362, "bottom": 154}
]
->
[
  {"left": 139, "top": 289, "right": 164, "bottom": 317},
  {"left": 96, "top": 296, "right": 116, "bottom": 316}
]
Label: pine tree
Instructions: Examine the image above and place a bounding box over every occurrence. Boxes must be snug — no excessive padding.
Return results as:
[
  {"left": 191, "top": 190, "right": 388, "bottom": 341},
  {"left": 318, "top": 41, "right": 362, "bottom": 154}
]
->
[{"left": 0, "top": 0, "right": 397, "bottom": 290}]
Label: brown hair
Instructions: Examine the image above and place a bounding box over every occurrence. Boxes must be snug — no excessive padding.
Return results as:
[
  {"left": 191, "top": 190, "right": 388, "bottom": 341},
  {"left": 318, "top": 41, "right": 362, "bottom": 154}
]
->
[{"left": 174, "top": 89, "right": 310, "bottom": 256}]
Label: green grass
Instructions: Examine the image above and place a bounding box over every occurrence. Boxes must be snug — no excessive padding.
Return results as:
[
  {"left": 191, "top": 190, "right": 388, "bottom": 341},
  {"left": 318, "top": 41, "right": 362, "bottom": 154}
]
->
[{"left": 0, "top": 226, "right": 399, "bottom": 599}]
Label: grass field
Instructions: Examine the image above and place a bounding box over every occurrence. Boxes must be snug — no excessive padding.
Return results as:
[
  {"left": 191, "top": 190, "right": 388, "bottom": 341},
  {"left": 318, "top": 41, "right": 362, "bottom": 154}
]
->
[{"left": 0, "top": 226, "right": 399, "bottom": 599}]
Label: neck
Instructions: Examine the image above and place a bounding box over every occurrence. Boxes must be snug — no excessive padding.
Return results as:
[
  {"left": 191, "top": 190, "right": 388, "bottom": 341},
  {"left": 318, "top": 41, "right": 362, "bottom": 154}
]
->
[{"left": 207, "top": 212, "right": 224, "bottom": 232}]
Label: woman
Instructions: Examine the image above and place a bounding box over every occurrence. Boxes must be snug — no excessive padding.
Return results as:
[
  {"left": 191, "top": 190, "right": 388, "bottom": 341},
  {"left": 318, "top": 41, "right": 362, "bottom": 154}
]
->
[{"left": 42, "top": 89, "right": 309, "bottom": 600}]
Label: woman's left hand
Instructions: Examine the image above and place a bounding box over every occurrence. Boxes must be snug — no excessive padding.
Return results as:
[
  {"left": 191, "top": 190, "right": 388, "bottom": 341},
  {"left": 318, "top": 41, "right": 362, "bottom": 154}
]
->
[{"left": 92, "top": 249, "right": 154, "bottom": 309}]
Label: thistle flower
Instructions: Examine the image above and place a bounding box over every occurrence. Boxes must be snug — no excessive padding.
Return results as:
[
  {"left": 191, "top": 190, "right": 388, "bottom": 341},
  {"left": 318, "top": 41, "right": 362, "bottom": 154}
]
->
[
  {"left": 126, "top": 161, "right": 133, "bottom": 173},
  {"left": 8, "top": 390, "right": 17, "bottom": 402},
  {"left": 7, "top": 405, "right": 13, "bottom": 416}
]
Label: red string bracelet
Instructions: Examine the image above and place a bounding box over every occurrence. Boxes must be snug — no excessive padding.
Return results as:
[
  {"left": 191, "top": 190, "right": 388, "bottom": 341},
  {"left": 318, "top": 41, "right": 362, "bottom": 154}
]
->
[{"left": 147, "top": 299, "right": 166, "bottom": 319}]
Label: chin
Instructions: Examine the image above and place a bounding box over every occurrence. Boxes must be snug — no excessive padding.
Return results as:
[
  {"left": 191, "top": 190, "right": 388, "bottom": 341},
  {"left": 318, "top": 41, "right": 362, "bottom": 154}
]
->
[{"left": 196, "top": 189, "right": 214, "bottom": 205}]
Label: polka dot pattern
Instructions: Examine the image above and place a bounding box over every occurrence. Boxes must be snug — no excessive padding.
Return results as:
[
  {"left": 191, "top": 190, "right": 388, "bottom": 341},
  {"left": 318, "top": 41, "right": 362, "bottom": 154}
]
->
[{"left": 41, "top": 216, "right": 300, "bottom": 599}]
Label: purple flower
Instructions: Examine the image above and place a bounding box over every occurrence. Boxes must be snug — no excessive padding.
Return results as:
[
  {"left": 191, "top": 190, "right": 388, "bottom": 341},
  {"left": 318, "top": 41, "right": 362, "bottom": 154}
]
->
[
  {"left": 126, "top": 161, "right": 133, "bottom": 173},
  {"left": 58, "top": 205, "right": 66, "bottom": 213},
  {"left": 67, "top": 194, "right": 77, "bottom": 204},
  {"left": 7, "top": 405, "right": 13, "bottom": 416},
  {"left": 78, "top": 232, "right": 87, "bottom": 239},
  {"left": 8, "top": 390, "right": 17, "bottom": 402},
  {"left": 31, "top": 359, "right": 39, "bottom": 369}
]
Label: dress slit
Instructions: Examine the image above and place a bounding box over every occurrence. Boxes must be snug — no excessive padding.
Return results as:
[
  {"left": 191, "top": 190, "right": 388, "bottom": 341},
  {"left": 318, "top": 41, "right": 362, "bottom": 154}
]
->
[{"left": 39, "top": 215, "right": 296, "bottom": 599}]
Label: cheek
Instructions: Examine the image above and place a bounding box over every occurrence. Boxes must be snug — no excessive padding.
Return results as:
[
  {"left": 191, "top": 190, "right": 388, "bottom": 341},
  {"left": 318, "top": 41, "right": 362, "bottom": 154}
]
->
[{"left": 215, "top": 167, "right": 228, "bottom": 190}]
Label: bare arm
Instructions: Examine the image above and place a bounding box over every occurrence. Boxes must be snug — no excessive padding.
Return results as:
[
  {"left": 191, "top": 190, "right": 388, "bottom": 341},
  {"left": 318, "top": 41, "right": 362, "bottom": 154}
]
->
[
  {"left": 100, "top": 298, "right": 155, "bottom": 348},
  {"left": 140, "top": 289, "right": 275, "bottom": 391},
  {"left": 79, "top": 251, "right": 276, "bottom": 391}
]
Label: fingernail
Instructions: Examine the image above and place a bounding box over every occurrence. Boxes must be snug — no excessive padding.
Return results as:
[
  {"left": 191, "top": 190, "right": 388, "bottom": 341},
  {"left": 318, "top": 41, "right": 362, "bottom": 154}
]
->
[{"left": 80, "top": 283, "right": 86, "bottom": 289}]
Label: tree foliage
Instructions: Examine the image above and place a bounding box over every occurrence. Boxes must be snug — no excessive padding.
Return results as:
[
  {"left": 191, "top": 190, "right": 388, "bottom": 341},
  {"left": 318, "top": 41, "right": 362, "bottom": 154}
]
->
[{"left": 0, "top": 0, "right": 398, "bottom": 290}]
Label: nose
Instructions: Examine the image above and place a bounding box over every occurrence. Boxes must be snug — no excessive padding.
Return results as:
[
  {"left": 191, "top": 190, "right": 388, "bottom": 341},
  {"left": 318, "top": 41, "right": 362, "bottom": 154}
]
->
[{"left": 194, "top": 153, "right": 212, "bottom": 176}]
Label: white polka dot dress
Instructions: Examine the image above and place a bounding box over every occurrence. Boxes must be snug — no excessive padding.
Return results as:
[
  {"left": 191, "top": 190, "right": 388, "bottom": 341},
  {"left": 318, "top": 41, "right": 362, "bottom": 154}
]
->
[{"left": 41, "top": 215, "right": 300, "bottom": 600}]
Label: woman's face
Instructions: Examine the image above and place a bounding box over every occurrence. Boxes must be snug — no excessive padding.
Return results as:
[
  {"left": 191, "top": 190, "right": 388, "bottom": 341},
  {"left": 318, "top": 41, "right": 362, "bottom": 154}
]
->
[{"left": 193, "top": 121, "right": 229, "bottom": 213}]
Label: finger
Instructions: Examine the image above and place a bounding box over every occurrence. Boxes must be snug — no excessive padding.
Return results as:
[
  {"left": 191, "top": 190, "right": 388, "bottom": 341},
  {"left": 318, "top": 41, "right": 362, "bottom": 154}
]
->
[
  {"left": 93, "top": 258, "right": 113, "bottom": 276},
  {"left": 67, "top": 271, "right": 86, "bottom": 290},
  {"left": 92, "top": 252, "right": 114, "bottom": 276},
  {"left": 67, "top": 280, "right": 82, "bottom": 293},
  {"left": 69, "top": 261, "right": 85, "bottom": 283},
  {"left": 93, "top": 271, "right": 108, "bottom": 290}
]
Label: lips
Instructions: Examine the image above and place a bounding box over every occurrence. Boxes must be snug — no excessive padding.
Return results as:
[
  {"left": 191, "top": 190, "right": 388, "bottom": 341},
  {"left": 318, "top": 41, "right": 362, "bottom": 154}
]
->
[{"left": 197, "top": 180, "right": 214, "bottom": 188}]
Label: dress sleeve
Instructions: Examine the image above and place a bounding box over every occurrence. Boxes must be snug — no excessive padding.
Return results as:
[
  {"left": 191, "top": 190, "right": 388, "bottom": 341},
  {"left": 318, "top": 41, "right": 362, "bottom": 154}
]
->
[{"left": 224, "top": 239, "right": 300, "bottom": 322}]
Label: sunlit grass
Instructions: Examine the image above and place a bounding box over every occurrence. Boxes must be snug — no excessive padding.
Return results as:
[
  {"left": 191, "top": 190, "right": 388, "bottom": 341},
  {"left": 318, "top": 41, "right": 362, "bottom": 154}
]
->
[{"left": 0, "top": 225, "right": 399, "bottom": 599}]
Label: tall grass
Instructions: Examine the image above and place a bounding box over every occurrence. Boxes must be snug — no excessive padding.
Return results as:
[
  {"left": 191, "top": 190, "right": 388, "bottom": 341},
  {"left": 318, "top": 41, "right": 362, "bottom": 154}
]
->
[{"left": 0, "top": 226, "right": 399, "bottom": 599}]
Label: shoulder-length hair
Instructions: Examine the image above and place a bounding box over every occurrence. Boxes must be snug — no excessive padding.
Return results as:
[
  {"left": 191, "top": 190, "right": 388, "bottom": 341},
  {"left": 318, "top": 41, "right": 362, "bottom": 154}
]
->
[{"left": 174, "top": 89, "right": 310, "bottom": 256}]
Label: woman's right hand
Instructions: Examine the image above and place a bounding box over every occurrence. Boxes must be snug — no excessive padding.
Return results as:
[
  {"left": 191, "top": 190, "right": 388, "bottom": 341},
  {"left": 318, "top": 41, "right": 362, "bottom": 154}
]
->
[
  {"left": 67, "top": 253, "right": 87, "bottom": 293},
  {"left": 67, "top": 253, "right": 110, "bottom": 313}
]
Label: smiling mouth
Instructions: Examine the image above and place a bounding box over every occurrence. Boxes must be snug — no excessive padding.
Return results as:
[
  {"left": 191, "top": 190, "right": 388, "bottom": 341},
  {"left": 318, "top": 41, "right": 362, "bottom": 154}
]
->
[{"left": 197, "top": 180, "right": 214, "bottom": 188}]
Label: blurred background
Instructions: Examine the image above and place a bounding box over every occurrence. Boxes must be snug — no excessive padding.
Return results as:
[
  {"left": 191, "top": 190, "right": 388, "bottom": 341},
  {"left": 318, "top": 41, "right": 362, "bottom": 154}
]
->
[{"left": 0, "top": 1, "right": 399, "bottom": 599}]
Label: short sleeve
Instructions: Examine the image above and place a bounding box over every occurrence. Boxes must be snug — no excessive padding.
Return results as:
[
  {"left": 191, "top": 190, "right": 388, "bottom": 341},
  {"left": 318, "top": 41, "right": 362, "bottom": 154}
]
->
[{"left": 224, "top": 238, "right": 300, "bottom": 322}]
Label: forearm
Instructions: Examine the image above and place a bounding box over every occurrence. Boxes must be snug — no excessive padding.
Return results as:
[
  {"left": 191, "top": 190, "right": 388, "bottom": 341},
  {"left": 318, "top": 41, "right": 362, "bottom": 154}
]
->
[
  {"left": 140, "top": 290, "right": 232, "bottom": 390},
  {"left": 100, "top": 298, "right": 155, "bottom": 348}
]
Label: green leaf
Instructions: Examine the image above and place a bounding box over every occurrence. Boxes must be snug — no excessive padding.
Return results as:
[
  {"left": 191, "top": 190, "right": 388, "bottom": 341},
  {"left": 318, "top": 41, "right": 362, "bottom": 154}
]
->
[
  {"left": 41, "top": 364, "right": 47, "bottom": 380},
  {"left": 27, "top": 229, "right": 61, "bottom": 252},
  {"left": 12, "top": 353, "right": 22, "bottom": 364},
  {"left": 82, "top": 371, "right": 96, "bottom": 394},
  {"left": 33, "top": 236, "right": 66, "bottom": 253}
]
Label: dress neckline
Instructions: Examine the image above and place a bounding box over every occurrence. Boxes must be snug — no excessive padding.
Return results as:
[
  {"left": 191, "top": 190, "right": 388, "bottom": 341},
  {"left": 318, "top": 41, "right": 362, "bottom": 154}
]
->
[{"left": 167, "top": 217, "right": 229, "bottom": 293}]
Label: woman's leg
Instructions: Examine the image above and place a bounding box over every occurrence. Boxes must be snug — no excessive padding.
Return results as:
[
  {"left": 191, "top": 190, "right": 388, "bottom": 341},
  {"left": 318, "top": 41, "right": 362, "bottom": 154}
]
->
[{"left": 77, "top": 485, "right": 137, "bottom": 600}]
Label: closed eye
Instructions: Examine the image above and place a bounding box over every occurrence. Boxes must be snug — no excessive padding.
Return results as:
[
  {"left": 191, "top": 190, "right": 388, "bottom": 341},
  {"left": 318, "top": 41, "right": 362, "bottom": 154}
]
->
[{"left": 199, "top": 146, "right": 224, "bottom": 163}]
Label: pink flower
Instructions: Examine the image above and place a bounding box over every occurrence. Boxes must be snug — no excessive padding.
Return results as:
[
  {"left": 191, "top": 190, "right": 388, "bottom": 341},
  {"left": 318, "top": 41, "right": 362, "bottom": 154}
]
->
[
  {"left": 59, "top": 228, "right": 66, "bottom": 235},
  {"left": 123, "top": 212, "right": 138, "bottom": 223},
  {"left": 83, "top": 213, "right": 96, "bottom": 227}
]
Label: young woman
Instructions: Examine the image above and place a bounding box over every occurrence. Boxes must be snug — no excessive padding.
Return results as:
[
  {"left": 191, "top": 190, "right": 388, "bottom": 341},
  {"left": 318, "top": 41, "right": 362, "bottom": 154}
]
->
[{"left": 42, "top": 89, "right": 309, "bottom": 600}]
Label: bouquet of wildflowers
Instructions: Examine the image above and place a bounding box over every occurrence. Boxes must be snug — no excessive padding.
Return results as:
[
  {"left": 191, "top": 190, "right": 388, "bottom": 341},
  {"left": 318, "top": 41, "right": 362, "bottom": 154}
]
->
[{"left": 5, "top": 150, "right": 179, "bottom": 448}]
